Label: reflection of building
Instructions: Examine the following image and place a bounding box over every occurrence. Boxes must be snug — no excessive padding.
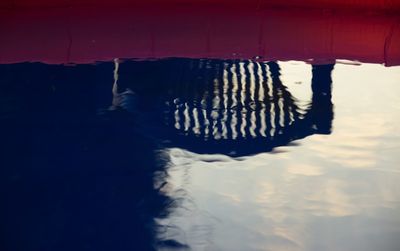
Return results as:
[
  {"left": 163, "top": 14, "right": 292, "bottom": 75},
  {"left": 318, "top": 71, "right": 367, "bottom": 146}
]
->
[
  {"left": 167, "top": 61, "right": 299, "bottom": 140},
  {"left": 115, "top": 59, "right": 335, "bottom": 156},
  {"left": 0, "top": 59, "right": 334, "bottom": 250}
]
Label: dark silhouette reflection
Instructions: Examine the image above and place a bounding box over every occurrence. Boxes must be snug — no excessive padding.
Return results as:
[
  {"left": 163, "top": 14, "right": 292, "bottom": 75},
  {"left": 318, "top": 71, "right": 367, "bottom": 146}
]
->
[
  {"left": 0, "top": 59, "right": 334, "bottom": 251},
  {"left": 308, "top": 64, "right": 335, "bottom": 134},
  {"left": 115, "top": 59, "right": 334, "bottom": 156},
  {"left": 0, "top": 63, "right": 185, "bottom": 251}
]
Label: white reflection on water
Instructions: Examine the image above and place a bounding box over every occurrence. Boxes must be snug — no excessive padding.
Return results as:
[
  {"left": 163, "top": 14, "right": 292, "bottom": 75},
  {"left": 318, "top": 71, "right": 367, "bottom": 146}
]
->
[{"left": 157, "top": 63, "right": 400, "bottom": 251}]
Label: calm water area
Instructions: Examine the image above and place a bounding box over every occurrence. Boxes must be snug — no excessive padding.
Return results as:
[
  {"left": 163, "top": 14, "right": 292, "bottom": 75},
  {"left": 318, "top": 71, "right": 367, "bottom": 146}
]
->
[{"left": 1, "top": 59, "right": 399, "bottom": 250}]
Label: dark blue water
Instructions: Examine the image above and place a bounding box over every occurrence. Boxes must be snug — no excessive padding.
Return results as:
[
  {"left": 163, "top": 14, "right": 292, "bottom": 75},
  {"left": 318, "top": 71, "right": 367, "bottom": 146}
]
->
[{"left": 1, "top": 59, "right": 399, "bottom": 251}]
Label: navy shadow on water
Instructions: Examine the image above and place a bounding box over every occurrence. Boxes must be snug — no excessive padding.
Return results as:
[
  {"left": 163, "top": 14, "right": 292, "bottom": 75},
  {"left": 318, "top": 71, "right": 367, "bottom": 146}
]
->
[
  {"left": 0, "top": 63, "right": 183, "bottom": 251},
  {"left": 0, "top": 59, "right": 334, "bottom": 250}
]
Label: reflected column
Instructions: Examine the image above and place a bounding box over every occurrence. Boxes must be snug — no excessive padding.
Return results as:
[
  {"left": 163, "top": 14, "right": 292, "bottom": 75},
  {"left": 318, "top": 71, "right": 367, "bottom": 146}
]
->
[{"left": 309, "top": 64, "right": 335, "bottom": 134}]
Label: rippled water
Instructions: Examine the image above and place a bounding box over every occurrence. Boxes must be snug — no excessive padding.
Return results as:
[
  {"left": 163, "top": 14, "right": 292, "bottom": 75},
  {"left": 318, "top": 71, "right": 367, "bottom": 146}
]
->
[{"left": 1, "top": 60, "right": 399, "bottom": 251}]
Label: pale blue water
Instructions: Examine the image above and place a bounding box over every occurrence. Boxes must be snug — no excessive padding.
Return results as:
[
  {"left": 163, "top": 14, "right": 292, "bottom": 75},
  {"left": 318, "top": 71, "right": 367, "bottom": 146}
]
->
[{"left": 158, "top": 62, "right": 400, "bottom": 251}]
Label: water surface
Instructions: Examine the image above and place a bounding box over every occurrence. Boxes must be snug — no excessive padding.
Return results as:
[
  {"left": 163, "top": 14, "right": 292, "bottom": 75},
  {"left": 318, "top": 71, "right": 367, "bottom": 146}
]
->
[{"left": 0, "top": 59, "right": 399, "bottom": 251}]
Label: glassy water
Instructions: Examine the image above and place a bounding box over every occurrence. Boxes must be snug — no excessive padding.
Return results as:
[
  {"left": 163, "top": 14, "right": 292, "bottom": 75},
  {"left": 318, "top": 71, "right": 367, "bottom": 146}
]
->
[{"left": 0, "top": 59, "right": 399, "bottom": 251}]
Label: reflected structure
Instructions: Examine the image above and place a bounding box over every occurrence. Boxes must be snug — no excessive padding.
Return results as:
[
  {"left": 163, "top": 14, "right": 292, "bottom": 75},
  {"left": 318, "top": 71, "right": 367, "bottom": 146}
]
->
[
  {"left": 114, "top": 59, "right": 335, "bottom": 155},
  {"left": 0, "top": 59, "right": 335, "bottom": 251}
]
